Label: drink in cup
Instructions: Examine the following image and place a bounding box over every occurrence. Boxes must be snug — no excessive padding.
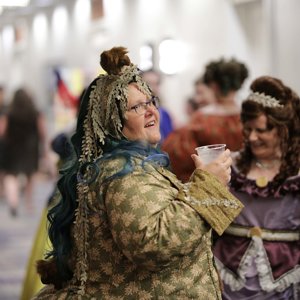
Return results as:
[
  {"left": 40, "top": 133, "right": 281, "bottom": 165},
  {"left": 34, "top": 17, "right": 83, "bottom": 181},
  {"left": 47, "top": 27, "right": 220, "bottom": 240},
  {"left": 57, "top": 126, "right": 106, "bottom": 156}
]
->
[{"left": 195, "top": 144, "right": 226, "bottom": 165}]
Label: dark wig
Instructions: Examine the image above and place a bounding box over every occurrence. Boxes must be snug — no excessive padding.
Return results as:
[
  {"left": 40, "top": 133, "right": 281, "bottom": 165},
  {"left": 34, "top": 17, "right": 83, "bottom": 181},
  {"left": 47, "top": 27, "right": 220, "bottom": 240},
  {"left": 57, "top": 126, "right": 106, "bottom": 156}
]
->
[
  {"left": 37, "top": 81, "right": 95, "bottom": 286},
  {"left": 237, "top": 76, "right": 300, "bottom": 186}
]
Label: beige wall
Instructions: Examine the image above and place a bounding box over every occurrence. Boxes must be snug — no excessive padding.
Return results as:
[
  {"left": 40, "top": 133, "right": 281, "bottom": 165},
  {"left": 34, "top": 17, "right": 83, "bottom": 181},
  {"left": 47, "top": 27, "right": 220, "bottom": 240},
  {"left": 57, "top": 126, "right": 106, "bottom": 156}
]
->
[{"left": 0, "top": 0, "right": 299, "bottom": 125}]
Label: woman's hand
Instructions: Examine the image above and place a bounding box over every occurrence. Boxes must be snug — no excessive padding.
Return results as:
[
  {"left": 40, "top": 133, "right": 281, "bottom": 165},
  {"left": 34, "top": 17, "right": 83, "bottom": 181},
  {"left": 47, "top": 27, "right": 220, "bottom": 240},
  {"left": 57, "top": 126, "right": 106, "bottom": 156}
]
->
[{"left": 191, "top": 149, "right": 232, "bottom": 186}]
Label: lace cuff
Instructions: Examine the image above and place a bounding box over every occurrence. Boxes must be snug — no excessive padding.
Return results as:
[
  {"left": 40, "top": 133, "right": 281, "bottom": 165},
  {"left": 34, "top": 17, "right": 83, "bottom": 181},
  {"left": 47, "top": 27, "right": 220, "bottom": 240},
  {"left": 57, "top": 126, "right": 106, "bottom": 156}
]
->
[{"left": 180, "top": 169, "right": 244, "bottom": 235}]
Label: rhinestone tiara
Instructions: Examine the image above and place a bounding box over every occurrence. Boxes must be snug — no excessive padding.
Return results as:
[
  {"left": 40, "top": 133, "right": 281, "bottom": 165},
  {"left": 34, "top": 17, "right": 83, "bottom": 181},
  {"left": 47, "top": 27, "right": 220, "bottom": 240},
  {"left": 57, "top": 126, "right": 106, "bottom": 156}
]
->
[{"left": 247, "top": 91, "right": 283, "bottom": 108}]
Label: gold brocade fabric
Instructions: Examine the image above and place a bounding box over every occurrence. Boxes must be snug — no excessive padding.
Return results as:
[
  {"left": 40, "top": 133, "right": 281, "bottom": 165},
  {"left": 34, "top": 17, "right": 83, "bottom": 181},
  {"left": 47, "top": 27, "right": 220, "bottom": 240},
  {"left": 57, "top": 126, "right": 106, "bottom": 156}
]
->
[{"left": 33, "top": 157, "right": 243, "bottom": 299}]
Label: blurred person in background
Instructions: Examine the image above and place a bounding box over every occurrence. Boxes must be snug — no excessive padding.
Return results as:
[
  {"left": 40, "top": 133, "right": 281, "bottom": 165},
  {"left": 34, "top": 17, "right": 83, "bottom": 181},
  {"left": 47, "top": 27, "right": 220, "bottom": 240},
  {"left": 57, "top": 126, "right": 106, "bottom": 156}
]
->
[
  {"left": 214, "top": 76, "right": 300, "bottom": 299},
  {"left": 33, "top": 46, "right": 243, "bottom": 299},
  {"left": 162, "top": 58, "right": 248, "bottom": 182},
  {"left": 185, "top": 78, "right": 216, "bottom": 118},
  {"left": 193, "top": 77, "right": 216, "bottom": 110},
  {"left": 1, "top": 88, "right": 49, "bottom": 217},
  {"left": 21, "top": 87, "right": 86, "bottom": 300},
  {"left": 185, "top": 96, "right": 200, "bottom": 118},
  {"left": 141, "top": 69, "right": 174, "bottom": 142},
  {"left": 0, "top": 85, "right": 8, "bottom": 198}
]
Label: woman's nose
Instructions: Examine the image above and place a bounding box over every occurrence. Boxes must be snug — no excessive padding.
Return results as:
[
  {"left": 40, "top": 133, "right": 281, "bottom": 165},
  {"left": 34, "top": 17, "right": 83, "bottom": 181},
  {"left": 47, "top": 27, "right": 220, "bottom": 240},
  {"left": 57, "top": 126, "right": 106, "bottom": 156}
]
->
[
  {"left": 144, "top": 105, "right": 156, "bottom": 116},
  {"left": 248, "top": 130, "right": 258, "bottom": 141}
]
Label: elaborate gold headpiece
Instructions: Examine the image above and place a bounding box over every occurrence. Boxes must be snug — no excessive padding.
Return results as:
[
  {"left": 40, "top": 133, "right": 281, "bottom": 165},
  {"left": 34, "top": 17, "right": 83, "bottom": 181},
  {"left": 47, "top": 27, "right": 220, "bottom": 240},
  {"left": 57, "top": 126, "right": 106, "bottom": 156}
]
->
[
  {"left": 74, "top": 47, "right": 152, "bottom": 295},
  {"left": 247, "top": 91, "right": 283, "bottom": 108},
  {"left": 79, "top": 47, "right": 152, "bottom": 165}
]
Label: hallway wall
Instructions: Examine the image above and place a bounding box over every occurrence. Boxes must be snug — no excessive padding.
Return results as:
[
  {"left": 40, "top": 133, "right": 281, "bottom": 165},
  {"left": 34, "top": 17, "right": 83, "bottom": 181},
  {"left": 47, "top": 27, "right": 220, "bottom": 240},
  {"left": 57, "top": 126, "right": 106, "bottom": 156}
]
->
[{"left": 0, "top": 0, "right": 299, "bottom": 124}]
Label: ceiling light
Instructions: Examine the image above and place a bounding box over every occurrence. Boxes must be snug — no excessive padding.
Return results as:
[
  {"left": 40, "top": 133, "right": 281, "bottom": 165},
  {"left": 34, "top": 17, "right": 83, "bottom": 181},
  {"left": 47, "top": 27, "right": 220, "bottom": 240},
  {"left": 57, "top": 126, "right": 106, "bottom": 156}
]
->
[
  {"left": 0, "top": 0, "right": 30, "bottom": 7},
  {"left": 139, "top": 44, "right": 154, "bottom": 71},
  {"left": 159, "top": 39, "right": 187, "bottom": 75}
]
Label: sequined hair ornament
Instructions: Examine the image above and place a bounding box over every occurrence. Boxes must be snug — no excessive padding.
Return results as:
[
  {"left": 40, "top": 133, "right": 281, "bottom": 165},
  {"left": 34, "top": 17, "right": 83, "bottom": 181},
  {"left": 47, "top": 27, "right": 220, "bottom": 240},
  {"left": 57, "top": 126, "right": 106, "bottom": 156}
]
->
[
  {"left": 74, "top": 47, "right": 152, "bottom": 295},
  {"left": 247, "top": 91, "right": 284, "bottom": 108}
]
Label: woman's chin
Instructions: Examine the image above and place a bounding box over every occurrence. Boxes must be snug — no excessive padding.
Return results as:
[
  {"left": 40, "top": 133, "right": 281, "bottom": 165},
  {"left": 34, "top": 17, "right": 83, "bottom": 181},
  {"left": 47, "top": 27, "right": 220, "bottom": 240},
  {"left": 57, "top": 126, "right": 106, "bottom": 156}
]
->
[{"left": 148, "top": 136, "right": 161, "bottom": 146}]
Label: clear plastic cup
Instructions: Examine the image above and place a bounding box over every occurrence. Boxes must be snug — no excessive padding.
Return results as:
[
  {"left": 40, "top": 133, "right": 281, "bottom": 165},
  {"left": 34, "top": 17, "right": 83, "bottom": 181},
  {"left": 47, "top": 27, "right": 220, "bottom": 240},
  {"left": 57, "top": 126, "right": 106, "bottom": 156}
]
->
[{"left": 195, "top": 144, "right": 226, "bottom": 165}]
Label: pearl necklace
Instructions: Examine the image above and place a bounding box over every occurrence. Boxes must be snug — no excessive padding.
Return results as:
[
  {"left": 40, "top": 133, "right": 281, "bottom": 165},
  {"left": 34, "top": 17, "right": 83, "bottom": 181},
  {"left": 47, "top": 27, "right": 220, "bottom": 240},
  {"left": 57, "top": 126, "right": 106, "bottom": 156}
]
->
[{"left": 255, "top": 160, "right": 279, "bottom": 170}]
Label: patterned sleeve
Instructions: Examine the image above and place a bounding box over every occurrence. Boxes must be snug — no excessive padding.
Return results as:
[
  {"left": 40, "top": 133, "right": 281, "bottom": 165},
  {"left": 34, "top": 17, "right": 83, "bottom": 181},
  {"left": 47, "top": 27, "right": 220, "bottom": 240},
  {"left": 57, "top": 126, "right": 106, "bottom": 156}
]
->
[{"left": 103, "top": 167, "right": 211, "bottom": 270}]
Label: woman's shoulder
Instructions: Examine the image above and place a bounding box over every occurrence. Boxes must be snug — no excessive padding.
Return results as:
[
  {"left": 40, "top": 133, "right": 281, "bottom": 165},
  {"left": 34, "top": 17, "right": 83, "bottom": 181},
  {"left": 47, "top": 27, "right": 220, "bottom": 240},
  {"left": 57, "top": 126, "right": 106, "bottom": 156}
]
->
[
  {"left": 190, "top": 109, "right": 240, "bottom": 128},
  {"left": 199, "top": 104, "right": 240, "bottom": 116},
  {"left": 96, "top": 156, "right": 125, "bottom": 180},
  {"left": 96, "top": 154, "right": 146, "bottom": 180}
]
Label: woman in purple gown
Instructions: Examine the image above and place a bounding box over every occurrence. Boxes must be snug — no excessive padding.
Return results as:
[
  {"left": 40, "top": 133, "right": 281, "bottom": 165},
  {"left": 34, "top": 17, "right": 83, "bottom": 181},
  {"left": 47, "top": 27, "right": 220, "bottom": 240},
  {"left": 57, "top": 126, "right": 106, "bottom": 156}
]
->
[{"left": 214, "top": 76, "right": 300, "bottom": 299}]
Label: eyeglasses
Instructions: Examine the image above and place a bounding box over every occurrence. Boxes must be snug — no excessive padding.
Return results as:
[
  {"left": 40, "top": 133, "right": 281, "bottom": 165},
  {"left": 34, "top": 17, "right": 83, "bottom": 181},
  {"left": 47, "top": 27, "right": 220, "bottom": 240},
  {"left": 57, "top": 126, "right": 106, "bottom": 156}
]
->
[{"left": 128, "top": 96, "right": 160, "bottom": 115}]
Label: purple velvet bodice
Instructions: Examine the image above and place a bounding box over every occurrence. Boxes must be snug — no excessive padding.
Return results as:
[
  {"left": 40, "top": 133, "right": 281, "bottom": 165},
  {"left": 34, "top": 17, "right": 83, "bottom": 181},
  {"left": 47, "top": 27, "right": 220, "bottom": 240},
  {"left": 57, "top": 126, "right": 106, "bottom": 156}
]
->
[{"left": 214, "top": 167, "right": 300, "bottom": 299}]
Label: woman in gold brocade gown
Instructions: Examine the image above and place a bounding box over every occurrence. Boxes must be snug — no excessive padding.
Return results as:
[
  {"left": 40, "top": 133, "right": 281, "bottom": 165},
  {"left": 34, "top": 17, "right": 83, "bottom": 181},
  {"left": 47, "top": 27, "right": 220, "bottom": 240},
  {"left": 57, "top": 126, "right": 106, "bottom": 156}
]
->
[{"left": 33, "top": 47, "right": 243, "bottom": 299}]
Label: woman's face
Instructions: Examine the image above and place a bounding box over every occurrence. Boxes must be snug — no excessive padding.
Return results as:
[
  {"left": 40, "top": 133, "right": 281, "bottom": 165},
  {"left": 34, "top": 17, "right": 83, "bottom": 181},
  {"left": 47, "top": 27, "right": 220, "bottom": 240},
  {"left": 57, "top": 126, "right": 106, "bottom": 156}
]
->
[
  {"left": 243, "top": 114, "right": 281, "bottom": 160},
  {"left": 195, "top": 82, "right": 215, "bottom": 106},
  {"left": 122, "top": 83, "right": 161, "bottom": 145}
]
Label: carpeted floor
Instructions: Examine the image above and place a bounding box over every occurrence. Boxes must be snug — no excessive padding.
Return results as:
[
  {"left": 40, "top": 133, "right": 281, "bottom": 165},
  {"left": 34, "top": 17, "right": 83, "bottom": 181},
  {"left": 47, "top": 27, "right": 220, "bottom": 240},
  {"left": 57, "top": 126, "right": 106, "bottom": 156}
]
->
[{"left": 0, "top": 175, "right": 54, "bottom": 300}]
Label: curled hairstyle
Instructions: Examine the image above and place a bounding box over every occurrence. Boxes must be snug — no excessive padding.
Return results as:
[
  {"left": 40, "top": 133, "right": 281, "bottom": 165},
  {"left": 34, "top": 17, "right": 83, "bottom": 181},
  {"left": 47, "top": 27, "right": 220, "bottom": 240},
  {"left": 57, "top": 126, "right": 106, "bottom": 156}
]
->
[
  {"left": 237, "top": 76, "right": 300, "bottom": 186},
  {"left": 203, "top": 58, "right": 248, "bottom": 96}
]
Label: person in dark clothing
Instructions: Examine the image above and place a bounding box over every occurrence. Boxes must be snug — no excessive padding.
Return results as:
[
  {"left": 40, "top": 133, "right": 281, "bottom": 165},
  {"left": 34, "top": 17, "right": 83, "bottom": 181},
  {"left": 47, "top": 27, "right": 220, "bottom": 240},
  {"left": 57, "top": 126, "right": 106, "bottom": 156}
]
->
[{"left": 1, "top": 88, "right": 47, "bottom": 216}]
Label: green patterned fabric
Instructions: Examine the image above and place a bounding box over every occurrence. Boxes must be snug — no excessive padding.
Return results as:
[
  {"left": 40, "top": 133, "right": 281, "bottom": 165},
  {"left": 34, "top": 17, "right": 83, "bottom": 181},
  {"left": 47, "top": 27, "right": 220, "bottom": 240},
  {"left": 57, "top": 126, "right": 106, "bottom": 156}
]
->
[{"left": 34, "top": 156, "right": 243, "bottom": 299}]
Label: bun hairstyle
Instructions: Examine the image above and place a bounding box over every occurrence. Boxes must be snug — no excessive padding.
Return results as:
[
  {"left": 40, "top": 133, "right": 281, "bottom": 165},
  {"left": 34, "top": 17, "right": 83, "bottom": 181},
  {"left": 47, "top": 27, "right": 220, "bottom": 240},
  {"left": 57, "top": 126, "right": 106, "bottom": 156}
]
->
[
  {"left": 237, "top": 76, "right": 300, "bottom": 185},
  {"left": 100, "top": 47, "right": 131, "bottom": 75},
  {"left": 203, "top": 58, "right": 249, "bottom": 96}
]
